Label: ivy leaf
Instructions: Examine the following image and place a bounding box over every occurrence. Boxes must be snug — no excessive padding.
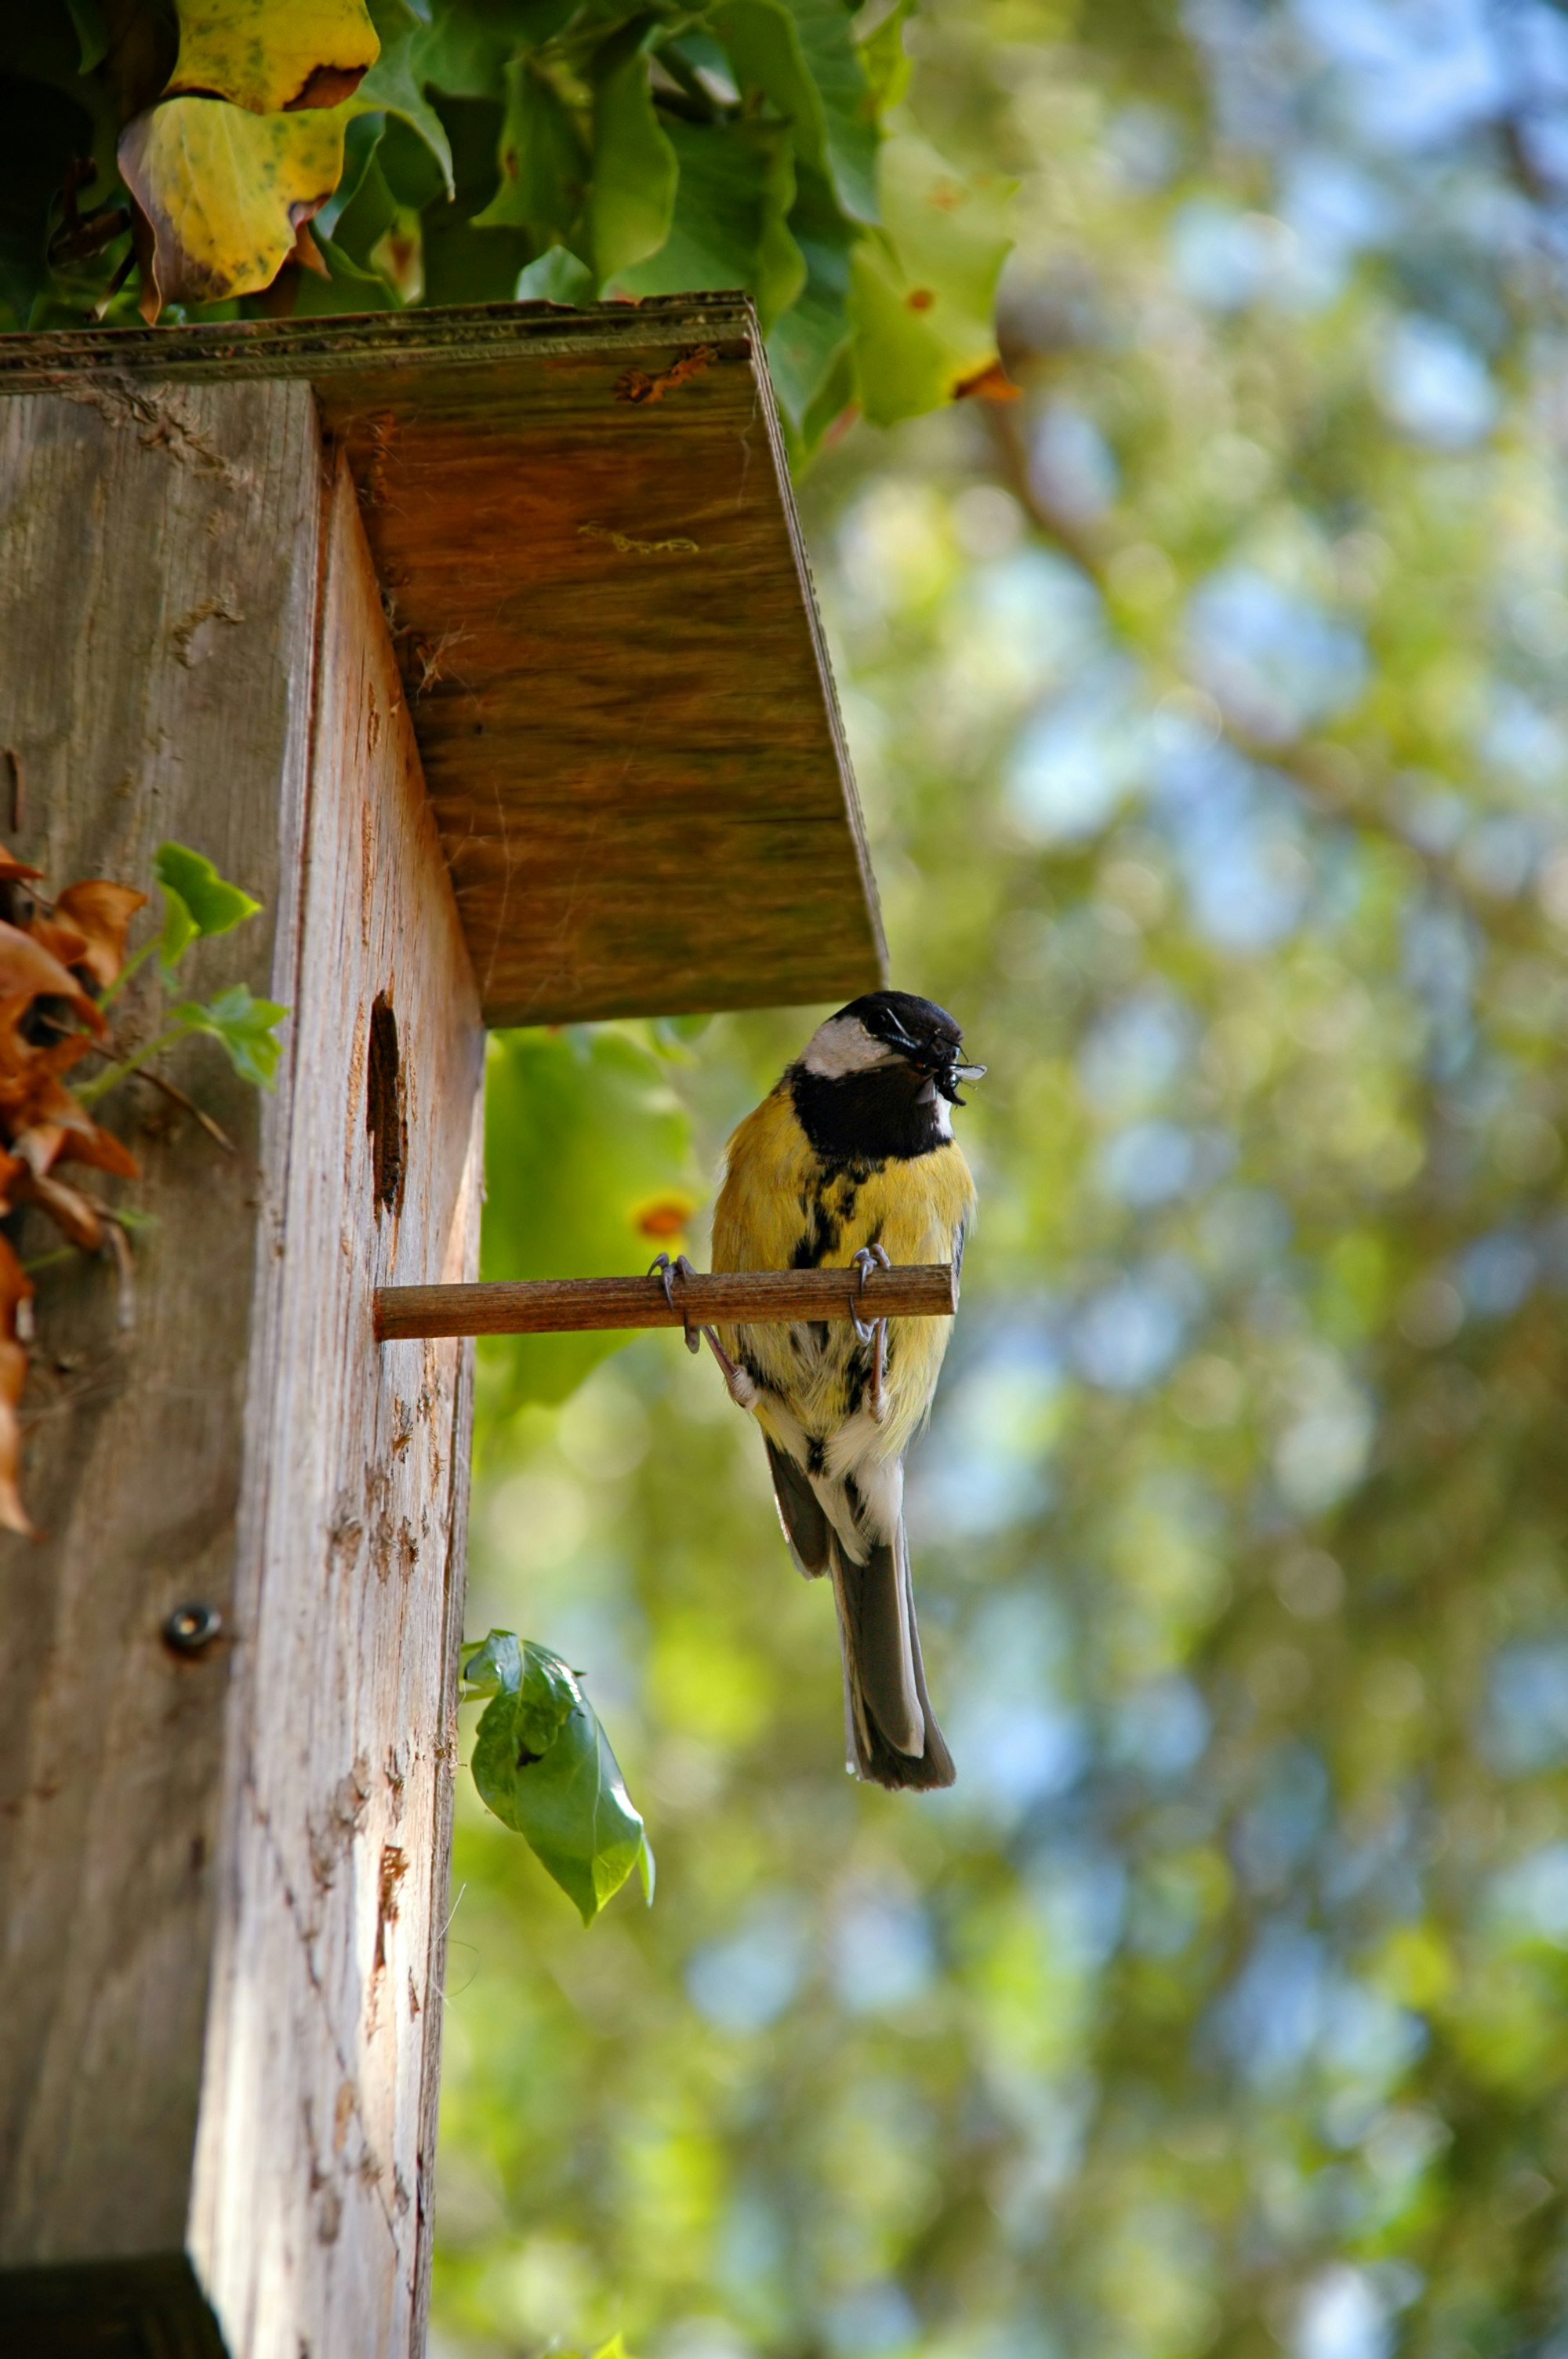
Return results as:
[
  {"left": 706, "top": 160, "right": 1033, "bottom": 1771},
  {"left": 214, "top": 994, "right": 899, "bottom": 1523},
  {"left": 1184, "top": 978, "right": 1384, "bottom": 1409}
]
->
[
  {"left": 166, "top": 0, "right": 380, "bottom": 114},
  {"left": 466, "top": 1634, "right": 652, "bottom": 1927},
  {"left": 848, "top": 131, "right": 1014, "bottom": 426},
  {"left": 0, "top": 71, "right": 98, "bottom": 330},
  {"left": 516, "top": 245, "right": 595, "bottom": 303},
  {"left": 172, "top": 984, "right": 289, "bottom": 1088},
  {"left": 473, "top": 59, "right": 587, "bottom": 239},
  {"left": 459, "top": 1627, "right": 523, "bottom": 1700},
  {"left": 765, "top": 160, "right": 856, "bottom": 434},
  {"left": 66, "top": 1, "right": 111, "bottom": 75},
  {"left": 154, "top": 842, "right": 262, "bottom": 971},
  {"left": 858, "top": 0, "right": 914, "bottom": 111},
  {"left": 462, "top": 1631, "right": 578, "bottom": 1755},
  {"left": 710, "top": 0, "right": 878, "bottom": 227},
  {"left": 119, "top": 94, "right": 348, "bottom": 318},
  {"left": 613, "top": 118, "right": 804, "bottom": 329},
  {"left": 587, "top": 24, "right": 677, "bottom": 283},
  {"left": 354, "top": 0, "right": 455, "bottom": 198}
]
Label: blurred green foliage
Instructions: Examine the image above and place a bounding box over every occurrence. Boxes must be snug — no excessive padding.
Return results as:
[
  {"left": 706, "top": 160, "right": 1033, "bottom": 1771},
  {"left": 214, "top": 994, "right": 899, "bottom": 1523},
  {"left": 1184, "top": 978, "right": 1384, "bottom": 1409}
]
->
[
  {"left": 481, "top": 1027, "right": 703, "bottom": 1407},
  {"left": 0, "top": 0, "right": 1011, "bottom": 459},
  {"left": 435, "top": 2, "right": 1568, "bottom": 2357}
]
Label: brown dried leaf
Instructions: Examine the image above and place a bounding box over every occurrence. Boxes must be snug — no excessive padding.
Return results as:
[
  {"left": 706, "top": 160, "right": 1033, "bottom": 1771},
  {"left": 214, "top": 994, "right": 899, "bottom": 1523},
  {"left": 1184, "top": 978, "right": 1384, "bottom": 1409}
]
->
[
  {"left": 0, "top": 1236, "right": 35, "bottom": 1535},
  {"left": 11, "top": 1165, "right": 106, "bottom": 1253},
  {"left": 24, "top": 915, "right": 91, "bottom": 972},
  {"left": 0, "top": 922, "right": 104, "bottom": 1037},
  {"left": 0, "top": 1336, "right": 34, "bottom": 1536},
  {"left": 0, "top": 849, "right": 42, "bottom": 883},
  {"left": 0, "top": 1229, "right": 34, "bottom": 1330},
  {"left": 55, "top": 1118, "right": 139, "bottom": 1180},
  {"left": 2, "top": 1070, "right": 110, "bottom": 1166},
  {"left": 55, "top": 882, "right": 150, "bottom": 991}
]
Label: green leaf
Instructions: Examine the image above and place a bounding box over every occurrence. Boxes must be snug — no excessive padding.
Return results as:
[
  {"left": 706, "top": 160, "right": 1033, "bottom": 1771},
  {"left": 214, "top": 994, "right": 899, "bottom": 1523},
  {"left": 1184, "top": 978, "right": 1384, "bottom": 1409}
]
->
[
  {"left": 481, "top": 1027, "right": 702, "bottom": 1405},
  {"left": 0, "top": 71, "right": 97, "bottom": 330},
  {"left": 587, "top": 22, "right": 677, "bottom": 283},
  {"left": 848, "top": 130, "right": 1014, "bottom": 427},
  {"left": 417, "top": 93, "right": 533, "bottom": 303},
  {"left": 355, "top": 0, "right": 455, "bottom": 198},
  {"left": 516, "top": 243, "right": 594, "bottom": 302},
  {"left": 173, "top": 983, "right": 289, "bottom": 1088},
  {"left": 467, "top": 1635, "right": 652, "bottom": 1926},
  {"left": 764, "top": 159, "right": 855, "bottom": 431},
  {"left": 857, "top": 0, "right": 913, "bottom": 111},
  {"left": 314, "top": 106, "right": 389, "bottom": 242},
  {"left": 65, "top": 1, "right": 109, "bottom": 75},
  {"left": 459, "top": 1627, "right": 523, "bottom": 1700},
  {"left": 408, "top": 0, "right": 514, "bottom": 102},
  {"left": 473, "top": 57, "right": 586, "bottom": 238},
  {"left": 154, "top": 841, "right": 262, "bottom": 970},
  {"left": 463, "top": 1630, "right": 578, "bottom": 1755},
  {"left": 713, "top": 0, "right": 877, "bottom": 227},
  {"left": 612, "top": 118, "right": 803, "bottom": 327}
]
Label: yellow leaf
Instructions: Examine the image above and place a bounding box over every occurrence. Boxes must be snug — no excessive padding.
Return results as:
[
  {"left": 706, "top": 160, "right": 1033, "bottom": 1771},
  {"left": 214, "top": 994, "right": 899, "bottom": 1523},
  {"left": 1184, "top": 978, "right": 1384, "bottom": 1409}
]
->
[
  {"left": 167, "top": 0, "right": 379, "bottom": 114},
  {"left": 850, "top": 133, "right": 1014, "bottom": 427},
  {"left": 120, "top": 96, "right": 347, "bottom": 318}
]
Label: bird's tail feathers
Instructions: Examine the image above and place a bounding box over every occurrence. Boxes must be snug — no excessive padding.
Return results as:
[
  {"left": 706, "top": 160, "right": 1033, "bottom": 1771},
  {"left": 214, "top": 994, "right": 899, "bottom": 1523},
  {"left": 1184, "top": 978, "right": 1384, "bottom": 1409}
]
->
[{"left": 829, "top": 1523, "right": 955, "bottom": 1791}]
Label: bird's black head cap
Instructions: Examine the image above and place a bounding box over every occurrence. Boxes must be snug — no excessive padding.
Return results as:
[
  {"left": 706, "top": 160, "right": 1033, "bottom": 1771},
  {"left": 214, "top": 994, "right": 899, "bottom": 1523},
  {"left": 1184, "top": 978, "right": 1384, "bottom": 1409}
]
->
[{"left": 789, "top": 989, "right": 984, "bottom": 1162}]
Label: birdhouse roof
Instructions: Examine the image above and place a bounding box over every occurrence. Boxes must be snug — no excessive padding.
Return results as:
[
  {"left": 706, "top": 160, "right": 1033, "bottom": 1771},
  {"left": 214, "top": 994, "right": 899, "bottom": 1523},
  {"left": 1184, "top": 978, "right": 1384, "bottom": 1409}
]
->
[{"left": 0, "top": 296, "right": 884, "bottom": 1027}]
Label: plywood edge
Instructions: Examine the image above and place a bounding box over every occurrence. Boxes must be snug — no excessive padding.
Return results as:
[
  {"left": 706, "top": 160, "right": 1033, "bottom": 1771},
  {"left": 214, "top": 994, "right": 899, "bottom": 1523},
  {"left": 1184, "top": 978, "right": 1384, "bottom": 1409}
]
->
[
  {"left": 731, "top": 308, "right": 887, "bottom": 998},
  {"left": 0, "top": 296, "right": 760, "bottom": 391}
]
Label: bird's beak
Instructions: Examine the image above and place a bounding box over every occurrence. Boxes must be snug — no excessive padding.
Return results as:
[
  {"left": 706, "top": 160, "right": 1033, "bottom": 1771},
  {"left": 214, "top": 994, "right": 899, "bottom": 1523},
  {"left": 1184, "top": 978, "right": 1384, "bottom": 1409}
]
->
[{"left": 937, "top": 1059, "right": 985, "bottom": 1106}]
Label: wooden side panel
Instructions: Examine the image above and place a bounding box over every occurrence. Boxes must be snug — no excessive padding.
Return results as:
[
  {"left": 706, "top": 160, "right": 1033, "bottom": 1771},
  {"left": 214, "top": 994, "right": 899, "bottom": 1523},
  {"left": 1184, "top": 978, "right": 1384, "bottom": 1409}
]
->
[
  {"left": 190, "top": 456, "right": 483, "bottom": 2359},
  {"left": 0, "top": 379, "right": 322, "bottom": 2266}
]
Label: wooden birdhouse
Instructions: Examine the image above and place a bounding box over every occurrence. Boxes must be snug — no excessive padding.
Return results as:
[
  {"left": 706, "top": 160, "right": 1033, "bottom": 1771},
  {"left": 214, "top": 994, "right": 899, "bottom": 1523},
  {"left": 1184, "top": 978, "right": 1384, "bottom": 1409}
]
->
[{"left": 0, "top": 299, "right": 888, "bottom": 2359}]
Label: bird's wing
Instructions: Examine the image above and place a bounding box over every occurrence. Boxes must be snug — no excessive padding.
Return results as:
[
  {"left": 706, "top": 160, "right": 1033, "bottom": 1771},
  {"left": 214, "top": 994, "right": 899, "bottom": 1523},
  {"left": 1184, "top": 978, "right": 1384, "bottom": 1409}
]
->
[{"left": 765, "top": 1438, "right": 830, "bottom": 1578}]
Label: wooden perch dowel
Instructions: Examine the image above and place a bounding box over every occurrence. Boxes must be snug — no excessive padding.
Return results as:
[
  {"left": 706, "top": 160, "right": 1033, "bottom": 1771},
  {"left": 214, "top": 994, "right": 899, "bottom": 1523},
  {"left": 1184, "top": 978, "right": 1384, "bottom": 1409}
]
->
[{"left": 375, "top": 1263, "right": 959, "bottom": 1342}]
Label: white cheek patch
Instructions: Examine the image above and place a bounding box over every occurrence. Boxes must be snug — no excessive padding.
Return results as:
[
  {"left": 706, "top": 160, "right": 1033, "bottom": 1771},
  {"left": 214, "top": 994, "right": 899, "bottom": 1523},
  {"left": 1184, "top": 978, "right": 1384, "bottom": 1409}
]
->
[
  {"left": 916, "top": 1076, "right": 954, "bottom": 1136},
  {"left": 803, "top": 1014, "right": 899, "bottom": 1078}
]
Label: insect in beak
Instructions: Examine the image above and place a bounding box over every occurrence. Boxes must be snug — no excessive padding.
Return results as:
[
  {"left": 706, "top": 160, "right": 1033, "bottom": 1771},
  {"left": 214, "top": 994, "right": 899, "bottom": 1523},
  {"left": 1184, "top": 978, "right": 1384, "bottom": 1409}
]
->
[{"left": 936, "top": 1059, "right": 986, "bottom": 1106}]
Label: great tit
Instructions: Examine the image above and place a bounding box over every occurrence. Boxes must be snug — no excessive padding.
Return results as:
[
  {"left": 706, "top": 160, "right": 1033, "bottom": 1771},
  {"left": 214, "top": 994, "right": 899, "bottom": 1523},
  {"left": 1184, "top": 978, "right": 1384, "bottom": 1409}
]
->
[{"left": 708, "top": 991, "right": 982, "bottom": 1790}]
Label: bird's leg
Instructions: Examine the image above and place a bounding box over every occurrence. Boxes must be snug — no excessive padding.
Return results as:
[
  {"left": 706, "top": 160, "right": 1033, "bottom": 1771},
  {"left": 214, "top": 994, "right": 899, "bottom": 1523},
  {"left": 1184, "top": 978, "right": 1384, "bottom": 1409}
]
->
[
  {"left": 648, "top": 1253, "right": 757, "bottom": 1409},
  {"left": 850, "top": 1243, "right": 891, "bottom": 1421}
]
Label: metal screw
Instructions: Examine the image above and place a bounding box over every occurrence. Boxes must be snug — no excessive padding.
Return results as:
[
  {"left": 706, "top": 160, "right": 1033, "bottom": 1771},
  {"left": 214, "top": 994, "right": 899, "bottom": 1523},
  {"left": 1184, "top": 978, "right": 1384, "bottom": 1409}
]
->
[{"left": 163, "top": 1601, "right": 223, "bottom": 1656}]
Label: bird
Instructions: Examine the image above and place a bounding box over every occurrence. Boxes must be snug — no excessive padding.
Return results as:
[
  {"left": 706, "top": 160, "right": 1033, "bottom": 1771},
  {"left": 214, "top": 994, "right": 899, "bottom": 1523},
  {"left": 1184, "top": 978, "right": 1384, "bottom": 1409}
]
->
[{"left": 699, "top": 990, "right": 982, "bottom": 1790}]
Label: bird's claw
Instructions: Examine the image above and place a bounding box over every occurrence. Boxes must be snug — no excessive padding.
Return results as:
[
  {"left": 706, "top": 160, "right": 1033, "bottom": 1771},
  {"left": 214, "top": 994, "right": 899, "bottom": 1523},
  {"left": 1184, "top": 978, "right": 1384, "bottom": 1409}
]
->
[
  {"left": 849, "top": 1243, "right": 891, "bottom": 1345},
  {"left": 849, "top": 1245, "right": 891, "bottom": 1419},
  {"left": 648, "top": 1252, "right": 757, "bottom": 1408},
  {"left": 648, "top": 1250, "right": 702, "bottom": 1351}
]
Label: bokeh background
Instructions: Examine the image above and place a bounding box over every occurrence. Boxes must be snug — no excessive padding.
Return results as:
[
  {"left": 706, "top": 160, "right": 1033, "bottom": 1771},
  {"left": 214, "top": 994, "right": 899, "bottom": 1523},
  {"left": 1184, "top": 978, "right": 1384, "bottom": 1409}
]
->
[{"left": 432, "top": 5, "right": 1568, "bottom": 2355}]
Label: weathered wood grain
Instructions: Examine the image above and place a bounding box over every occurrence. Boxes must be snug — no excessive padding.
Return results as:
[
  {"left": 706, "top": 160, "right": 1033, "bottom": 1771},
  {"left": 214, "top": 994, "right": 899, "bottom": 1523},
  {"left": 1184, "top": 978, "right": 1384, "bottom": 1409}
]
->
[
  {"left": 188, "top": 453, "right": 484, "bottom": 2359},
  {"left": 0, "top": 301, "right": 887, "bottom": 1027},
  {"left": 0, "top": 394, "right": 483, "bottom": 2359},
  {"left": 0, "top": 375, "right": 322, "bottom": 2274},
  {"left": 376, "top": 1263, "right": 960, "bottom": 1340}
]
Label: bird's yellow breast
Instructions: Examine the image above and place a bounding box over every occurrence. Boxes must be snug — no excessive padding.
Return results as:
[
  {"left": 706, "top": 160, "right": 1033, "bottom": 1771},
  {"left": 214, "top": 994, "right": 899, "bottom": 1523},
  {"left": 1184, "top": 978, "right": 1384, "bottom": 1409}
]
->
[{"left": 711, "top": 1083, "right": 975, "bottom": 1459}]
